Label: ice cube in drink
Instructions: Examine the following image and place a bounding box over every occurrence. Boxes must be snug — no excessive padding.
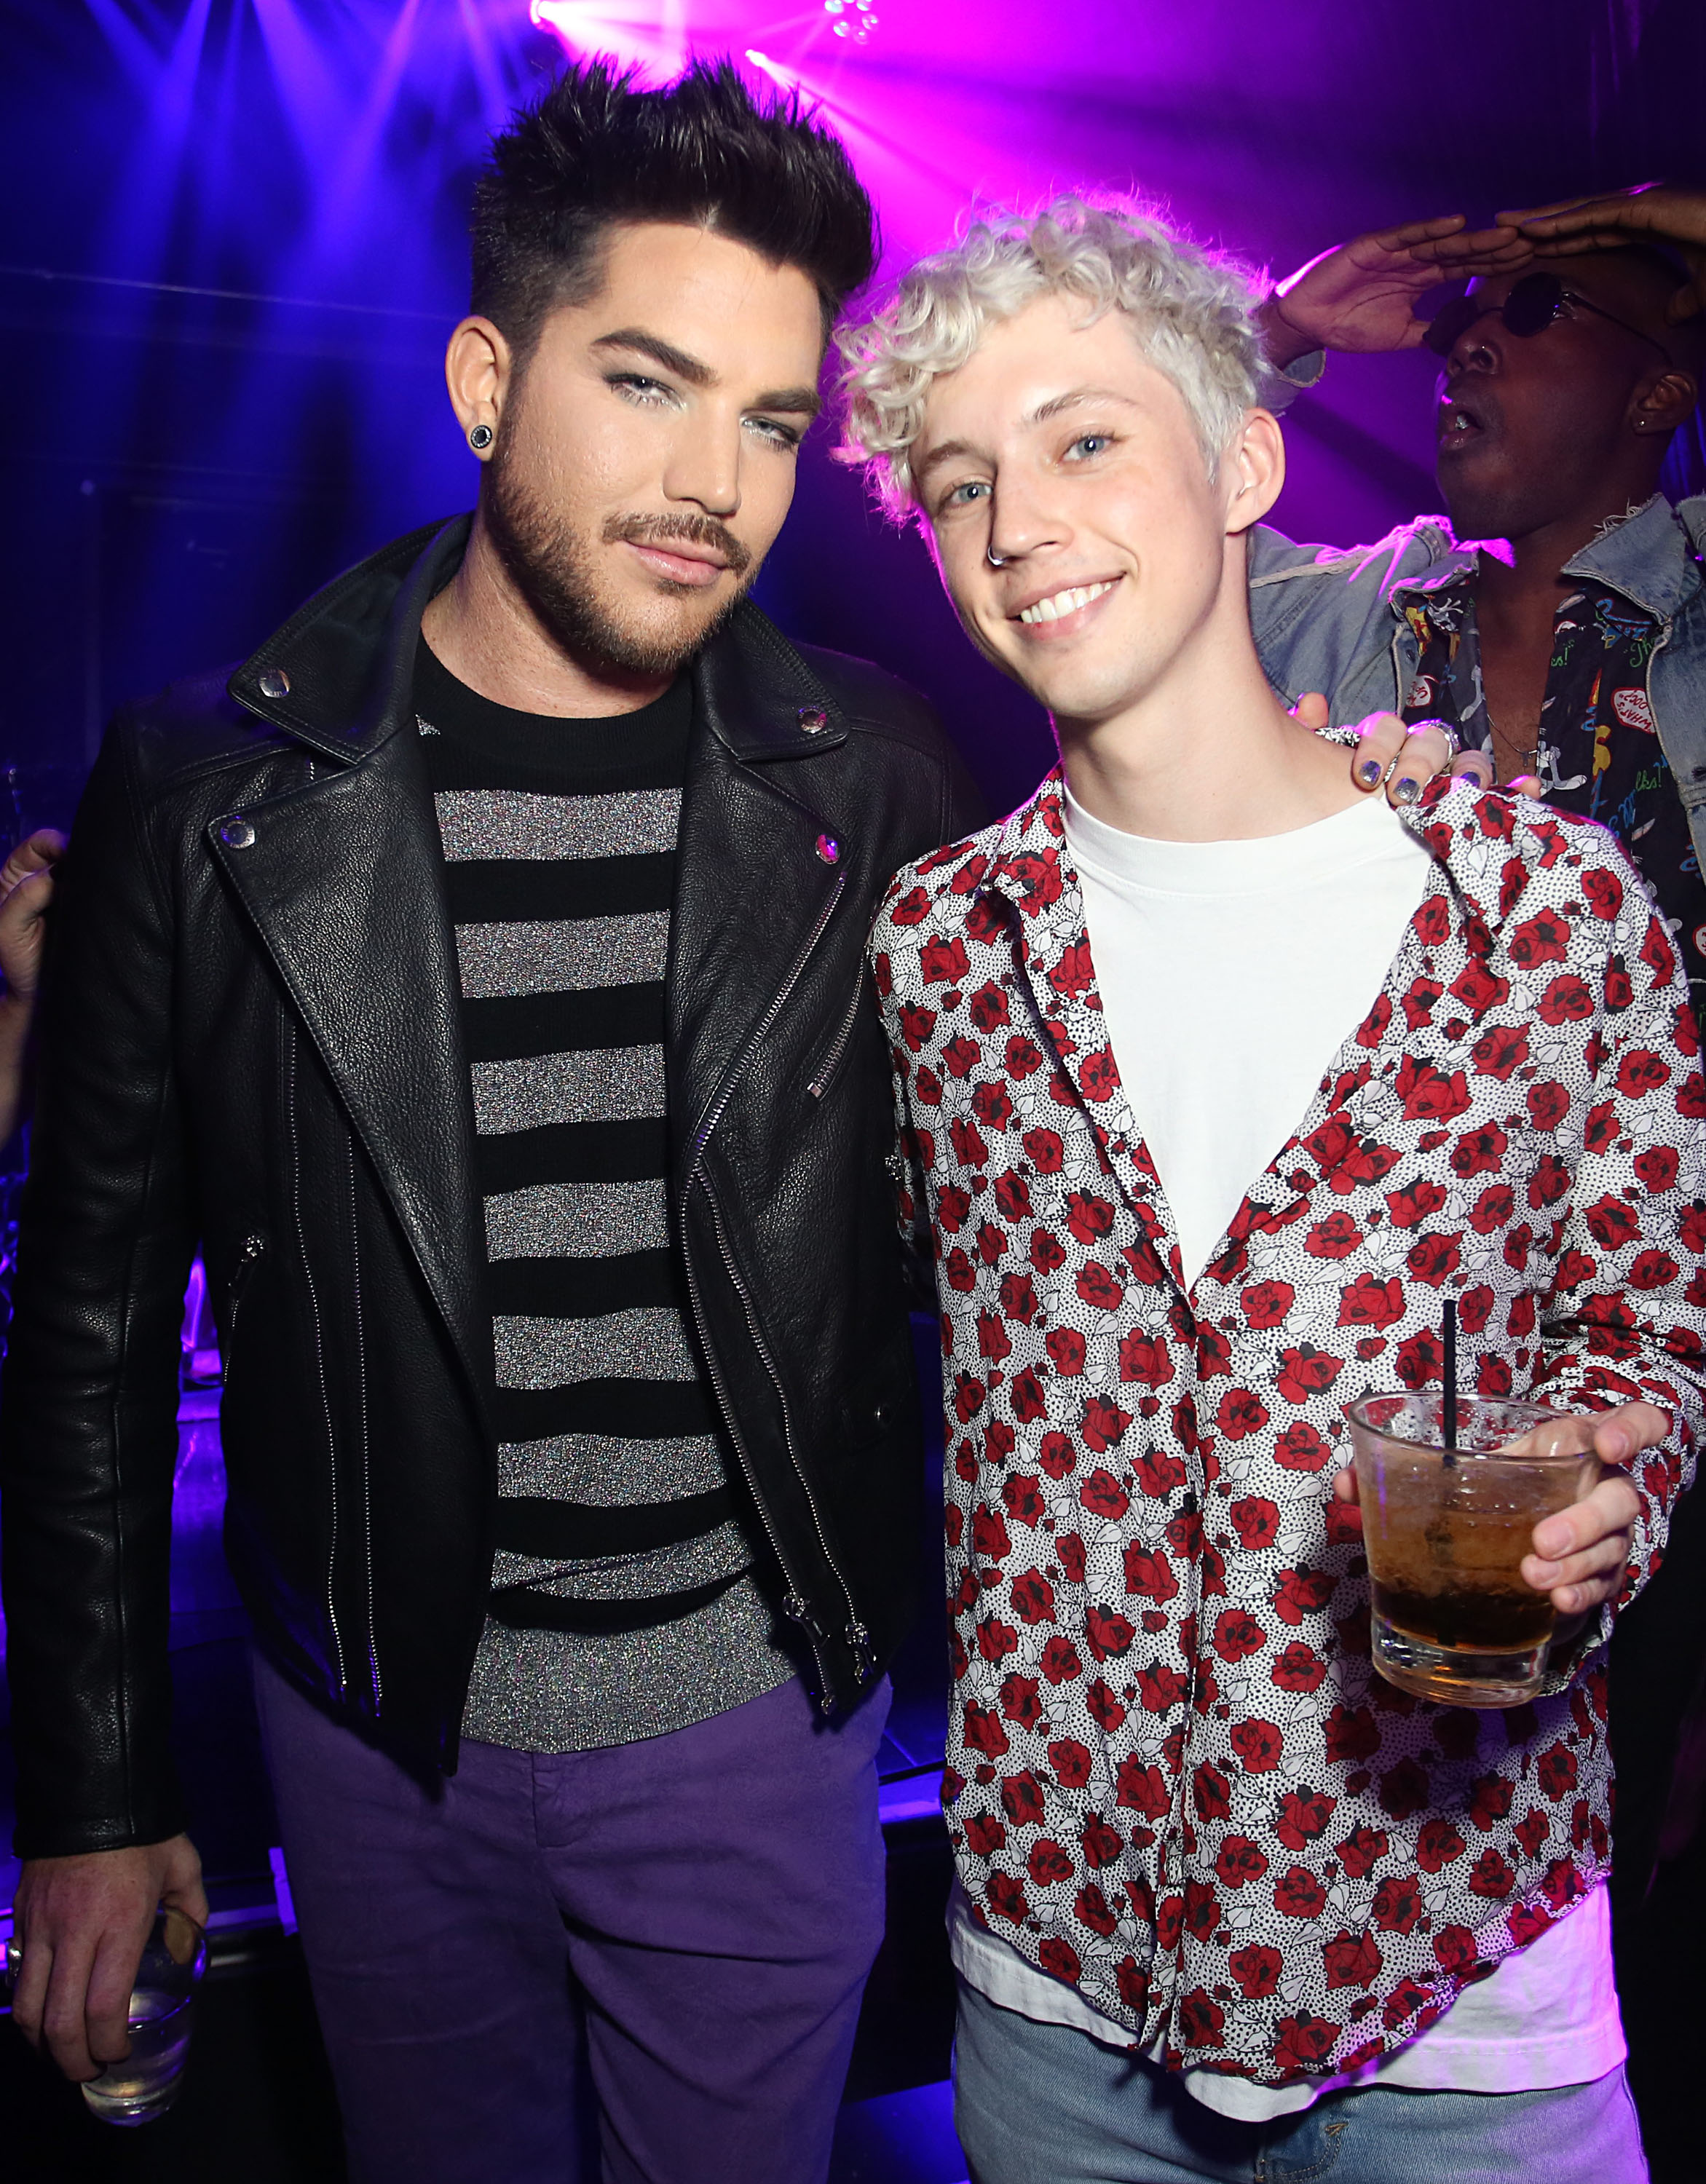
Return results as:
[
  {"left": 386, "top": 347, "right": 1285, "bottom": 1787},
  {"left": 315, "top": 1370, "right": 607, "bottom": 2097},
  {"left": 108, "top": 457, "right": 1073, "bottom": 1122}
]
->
[{"left": 1346, "top": 1392, "right": 1596, "bottom": 1708}]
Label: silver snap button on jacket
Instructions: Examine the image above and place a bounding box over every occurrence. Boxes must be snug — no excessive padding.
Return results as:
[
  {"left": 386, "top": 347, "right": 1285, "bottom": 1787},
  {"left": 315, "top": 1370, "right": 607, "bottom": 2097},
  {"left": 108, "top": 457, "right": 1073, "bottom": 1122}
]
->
[{"left": 219, "top": 817, "right": 257, "bottom": 850}]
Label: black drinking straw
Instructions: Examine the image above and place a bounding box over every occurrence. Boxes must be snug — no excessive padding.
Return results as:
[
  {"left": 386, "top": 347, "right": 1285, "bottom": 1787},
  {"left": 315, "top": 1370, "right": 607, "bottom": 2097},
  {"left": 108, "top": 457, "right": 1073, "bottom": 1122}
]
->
[{"left": 1442, "top": 1299, "right": 1459, "bottom": 1467}]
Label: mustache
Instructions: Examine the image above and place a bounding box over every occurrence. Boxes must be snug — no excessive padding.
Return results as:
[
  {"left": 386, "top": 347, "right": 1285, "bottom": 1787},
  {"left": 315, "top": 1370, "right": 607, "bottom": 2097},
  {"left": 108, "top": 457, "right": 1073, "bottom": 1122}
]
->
[{"left": 602, "top": 510, "right": 752, "bottom": 579}]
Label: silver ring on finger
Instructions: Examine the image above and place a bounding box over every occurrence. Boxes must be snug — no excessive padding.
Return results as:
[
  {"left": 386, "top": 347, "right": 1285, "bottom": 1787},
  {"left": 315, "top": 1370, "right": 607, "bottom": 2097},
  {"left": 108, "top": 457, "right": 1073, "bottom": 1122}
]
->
[{"left": 1408, "top": 716, "right": 1461, "bottom": 760}]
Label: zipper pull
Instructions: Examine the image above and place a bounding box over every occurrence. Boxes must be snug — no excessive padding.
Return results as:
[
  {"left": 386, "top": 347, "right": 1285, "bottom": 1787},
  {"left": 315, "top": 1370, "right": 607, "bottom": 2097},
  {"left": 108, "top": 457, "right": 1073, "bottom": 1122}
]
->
[
  {"left": 845, "top": 1619, "right": 875, "bottom": 1685},
  {"left": 223, "top": 1233, "right": 268, "bottom": 1382},
  {"left": 226, "top": 1233, "right": 268, "bottom": 1312},
  {"left": 783, "top": 1591, "right": 829, "bottom": 1640}
]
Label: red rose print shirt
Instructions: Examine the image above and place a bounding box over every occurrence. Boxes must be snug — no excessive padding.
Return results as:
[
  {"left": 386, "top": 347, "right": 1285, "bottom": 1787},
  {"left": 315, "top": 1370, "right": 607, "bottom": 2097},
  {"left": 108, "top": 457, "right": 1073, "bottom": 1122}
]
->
[{"left": 871, "top": 769, "right": 1706, "bottom": 2089}]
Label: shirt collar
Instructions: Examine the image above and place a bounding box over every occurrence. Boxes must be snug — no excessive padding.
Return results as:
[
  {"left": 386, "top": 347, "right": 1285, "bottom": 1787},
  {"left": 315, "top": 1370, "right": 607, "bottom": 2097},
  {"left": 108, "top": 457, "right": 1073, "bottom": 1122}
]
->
[
  {"left": 983, "top": 764, "right": 1525, "bottom": 946},
  {"left": 1391, "top": 494, "right": 1699, "bottom": 625},
  {"left": 1562, "top": 493, "right": 1701, "bottom": 620}
]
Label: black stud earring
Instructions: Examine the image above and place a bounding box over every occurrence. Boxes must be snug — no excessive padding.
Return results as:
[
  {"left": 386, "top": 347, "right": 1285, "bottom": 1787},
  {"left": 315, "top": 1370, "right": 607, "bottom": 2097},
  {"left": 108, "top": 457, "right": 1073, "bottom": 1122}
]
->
[{"left": 468, "top": 423, "right": 494, "bottom": 451}]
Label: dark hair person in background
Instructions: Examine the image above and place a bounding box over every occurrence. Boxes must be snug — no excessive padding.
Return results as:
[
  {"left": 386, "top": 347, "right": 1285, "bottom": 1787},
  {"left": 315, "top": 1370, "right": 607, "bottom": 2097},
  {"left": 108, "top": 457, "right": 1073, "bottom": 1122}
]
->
[
  {"left": 1246, "top": 179, "right": 1706, "bottom": 2007},
  {"left": 0, "top": 63, "right": 979, "bottom": 2184}
]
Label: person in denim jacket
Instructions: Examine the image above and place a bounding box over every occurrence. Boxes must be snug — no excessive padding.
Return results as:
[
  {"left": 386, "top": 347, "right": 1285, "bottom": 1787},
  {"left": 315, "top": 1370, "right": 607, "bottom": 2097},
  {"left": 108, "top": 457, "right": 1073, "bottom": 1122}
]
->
[{"left": 1244, "top": 182, "right": 1706, "bottom": 1977}]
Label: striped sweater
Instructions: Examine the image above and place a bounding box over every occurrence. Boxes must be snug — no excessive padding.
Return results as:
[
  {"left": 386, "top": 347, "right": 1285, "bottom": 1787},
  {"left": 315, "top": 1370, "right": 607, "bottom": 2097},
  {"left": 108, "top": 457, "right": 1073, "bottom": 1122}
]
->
[{"left": 415, "top": 642, "right": 794, "bottom": 1751}]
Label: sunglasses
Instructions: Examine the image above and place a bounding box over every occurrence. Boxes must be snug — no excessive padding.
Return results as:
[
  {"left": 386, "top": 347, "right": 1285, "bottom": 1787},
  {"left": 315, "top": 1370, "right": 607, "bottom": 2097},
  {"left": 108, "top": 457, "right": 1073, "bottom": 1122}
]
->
[{"left": 1423, "top": 269, "right": 1674, "bottom": 365}]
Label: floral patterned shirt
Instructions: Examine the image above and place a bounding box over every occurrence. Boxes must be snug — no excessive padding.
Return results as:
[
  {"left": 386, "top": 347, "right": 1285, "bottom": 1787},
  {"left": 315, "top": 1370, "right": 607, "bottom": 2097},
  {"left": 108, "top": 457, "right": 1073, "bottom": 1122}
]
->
[
  {"left": 871, "top": 769, "right": 1706, "bottom": 2089},
  {"left": 1396, "top": 557, "right": 1706, "bottom": 1005}
]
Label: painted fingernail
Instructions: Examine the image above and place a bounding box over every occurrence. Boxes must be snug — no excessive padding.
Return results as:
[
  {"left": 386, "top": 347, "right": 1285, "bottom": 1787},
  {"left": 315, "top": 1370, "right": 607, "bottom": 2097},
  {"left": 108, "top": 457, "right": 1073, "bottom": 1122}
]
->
[
  {"left": 1391, "top": 776, "right": 1421, "bottom": 806},
  {"left": 1356, "top": 759, "right": 1384, "bottom": 788}
]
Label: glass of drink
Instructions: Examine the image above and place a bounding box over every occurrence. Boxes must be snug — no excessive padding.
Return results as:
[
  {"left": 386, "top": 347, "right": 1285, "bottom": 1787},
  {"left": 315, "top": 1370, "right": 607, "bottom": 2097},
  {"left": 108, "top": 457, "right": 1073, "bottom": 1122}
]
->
[
  {"left": 4, "top": 1903, "right": 208, "bottom": 2125},
  {"left": 1343, "top": 1392, "right": 1599, "bottom": 1708}
]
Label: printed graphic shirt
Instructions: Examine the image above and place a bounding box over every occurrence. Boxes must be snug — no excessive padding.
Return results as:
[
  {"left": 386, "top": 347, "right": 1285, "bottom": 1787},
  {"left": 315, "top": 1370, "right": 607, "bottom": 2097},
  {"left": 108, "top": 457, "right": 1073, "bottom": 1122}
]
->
[
  {"left": 949, "top": 788, "right": 1624, "bottom": 2118},
  {"left": 416, "top": 644, "right": 794, "bottom": 1752},
  {"left": 871, "top": 768, "right": 1706, "bottom": 2089},
  {"left": 1396, "top": 518, "right": 1705, "bottom": 1003}
]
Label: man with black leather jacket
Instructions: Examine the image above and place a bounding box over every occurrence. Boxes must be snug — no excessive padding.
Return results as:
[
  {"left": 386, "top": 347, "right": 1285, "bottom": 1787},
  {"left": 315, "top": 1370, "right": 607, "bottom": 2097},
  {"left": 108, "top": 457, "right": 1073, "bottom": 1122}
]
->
[{"left": 0, "top": 64, "right": 979, "bottom": 2184}]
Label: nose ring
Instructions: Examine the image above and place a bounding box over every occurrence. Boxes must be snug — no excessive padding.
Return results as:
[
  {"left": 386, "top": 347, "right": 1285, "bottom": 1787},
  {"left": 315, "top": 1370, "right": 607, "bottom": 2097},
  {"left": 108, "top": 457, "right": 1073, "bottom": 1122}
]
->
[{"left": 987, "top": 545, "right": 1007, "bottom": 569}]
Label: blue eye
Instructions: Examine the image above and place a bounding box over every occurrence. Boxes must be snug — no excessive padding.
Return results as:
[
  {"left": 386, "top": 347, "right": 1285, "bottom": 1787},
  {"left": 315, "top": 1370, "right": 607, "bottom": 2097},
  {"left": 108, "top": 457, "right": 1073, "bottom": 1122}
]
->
[
  {"left": 1065, "top": 433, "right": 1111, "bottom": 460},
  {"left": 747, "top": 416, "right": 803, "bottom": 450},
  {"left": 608, "top": 373, "right": 673, "bottom": 405},
  {"left": 944, "top": 479, "right": 991, "bottom": 508}
]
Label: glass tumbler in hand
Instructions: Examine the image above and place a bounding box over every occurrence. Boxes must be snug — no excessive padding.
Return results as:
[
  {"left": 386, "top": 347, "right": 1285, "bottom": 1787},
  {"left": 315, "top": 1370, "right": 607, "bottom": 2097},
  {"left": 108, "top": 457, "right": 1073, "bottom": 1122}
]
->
[
  {"left": 5, "top": 1902, "right": 208, "bottom": 2125},
  {"left": 1344, "top": 1392, "right": 1600, "bottom": 1707}
]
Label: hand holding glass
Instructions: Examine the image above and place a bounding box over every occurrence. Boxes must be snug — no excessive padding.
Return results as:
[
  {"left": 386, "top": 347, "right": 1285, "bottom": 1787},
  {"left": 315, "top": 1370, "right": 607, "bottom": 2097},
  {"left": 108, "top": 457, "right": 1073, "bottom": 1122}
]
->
[
  {"left": 5, "top": 1902, "right": 206, "bottom": 2124},
  {"left": 1343, "top": 1393, "right": 1600, "bottom": 1706}
]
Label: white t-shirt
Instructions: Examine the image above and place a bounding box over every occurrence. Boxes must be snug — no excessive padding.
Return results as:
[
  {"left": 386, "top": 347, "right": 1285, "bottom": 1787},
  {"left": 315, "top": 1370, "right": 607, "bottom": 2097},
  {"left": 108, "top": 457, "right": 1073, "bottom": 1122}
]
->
[{"left": 948, "top": 786, "right": 1626, "bottom": 2120}]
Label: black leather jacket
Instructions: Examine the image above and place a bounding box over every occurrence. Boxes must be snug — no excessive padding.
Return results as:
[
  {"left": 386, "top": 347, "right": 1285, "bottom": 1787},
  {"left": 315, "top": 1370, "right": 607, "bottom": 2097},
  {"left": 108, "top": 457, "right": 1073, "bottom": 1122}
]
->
[{"left": 0, "top": 516, "right": 981, "bottom": 1858}]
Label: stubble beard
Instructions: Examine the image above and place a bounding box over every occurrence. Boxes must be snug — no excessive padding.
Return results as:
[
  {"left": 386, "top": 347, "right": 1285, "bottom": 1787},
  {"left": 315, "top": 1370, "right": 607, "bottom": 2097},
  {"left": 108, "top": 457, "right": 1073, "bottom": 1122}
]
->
[{"left": 483, "top": 429, "right": 757, "bottom": 681}]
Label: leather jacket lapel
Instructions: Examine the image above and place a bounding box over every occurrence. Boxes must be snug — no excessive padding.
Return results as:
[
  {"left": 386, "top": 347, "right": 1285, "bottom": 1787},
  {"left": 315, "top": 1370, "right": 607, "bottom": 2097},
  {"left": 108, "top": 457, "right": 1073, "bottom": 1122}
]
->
[
  {"left": 668, "top": 605, "right": 856, "bottom": 1182},
  {"left": 209, "top": 733, "right": 490, "bottom": 1401},
  {"left": 216, "top": 521, "right": 491, "bottom": 1408}
]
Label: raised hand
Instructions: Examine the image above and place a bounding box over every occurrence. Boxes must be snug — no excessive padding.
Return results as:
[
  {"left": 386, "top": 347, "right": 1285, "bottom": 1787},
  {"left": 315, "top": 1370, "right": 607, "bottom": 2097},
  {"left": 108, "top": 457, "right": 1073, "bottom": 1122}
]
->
[
  {"left": 0, "top": 827, "right": 66, "bottom": 1142},
  {"left": 0, "top": 828, "right": 66, "bottom": 1006},
  {"left": 1498, "top": 184, "right": 1706, "bottom": 323},
  {"left": 1260, "top": 216, "right": 1535, "bottom": 368}
]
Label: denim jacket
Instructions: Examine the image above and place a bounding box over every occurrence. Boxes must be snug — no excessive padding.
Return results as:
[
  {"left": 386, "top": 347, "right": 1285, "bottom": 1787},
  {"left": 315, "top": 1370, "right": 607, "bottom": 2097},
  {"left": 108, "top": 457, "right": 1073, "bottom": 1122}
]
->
[{"left": 1248, "top": 494, "right": 1706, "bottom": 869}]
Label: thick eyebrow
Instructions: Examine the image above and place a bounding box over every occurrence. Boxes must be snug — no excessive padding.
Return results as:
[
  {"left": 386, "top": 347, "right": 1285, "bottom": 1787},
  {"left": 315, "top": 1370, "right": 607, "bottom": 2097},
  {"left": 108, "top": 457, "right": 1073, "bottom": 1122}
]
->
[
  {"left": 592, "top": 327, "right": 714, "bottom": 384},
  {"left": 1027, "top": 384, "right": 1140, "bottom": 425},
  {"left": 914, "top": 387, "right": 1141, "bottom": 486},
  {"left": 591, "top": 328, "right": 821, "bottom": 420},
  {"left": 751, "top": 384, "right": 823, "bottom": 420},
  {"left": 913, "top": 436, "right": 980, "bottom": 486}
]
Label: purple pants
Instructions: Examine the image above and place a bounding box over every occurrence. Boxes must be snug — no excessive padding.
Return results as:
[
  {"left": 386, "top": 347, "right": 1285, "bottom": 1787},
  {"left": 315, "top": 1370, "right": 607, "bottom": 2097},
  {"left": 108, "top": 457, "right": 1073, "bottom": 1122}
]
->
[{"left": 253, "top": 1655, "right": 890, "bottom": 2184}]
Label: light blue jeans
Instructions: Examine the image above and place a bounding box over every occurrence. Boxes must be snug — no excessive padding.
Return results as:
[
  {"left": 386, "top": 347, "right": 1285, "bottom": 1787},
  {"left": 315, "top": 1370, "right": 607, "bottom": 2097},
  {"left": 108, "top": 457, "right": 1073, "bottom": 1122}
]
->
[{"left": 954, "top": 1982, "right": 1648, "bottom": 2184}]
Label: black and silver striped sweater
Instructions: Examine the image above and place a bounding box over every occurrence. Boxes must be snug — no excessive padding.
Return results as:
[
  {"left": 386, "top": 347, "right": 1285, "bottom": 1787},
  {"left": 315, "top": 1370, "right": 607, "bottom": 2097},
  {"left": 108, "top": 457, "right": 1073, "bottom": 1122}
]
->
[{"left": 415, "top": 641, "right": 794, "bottom": 1751}]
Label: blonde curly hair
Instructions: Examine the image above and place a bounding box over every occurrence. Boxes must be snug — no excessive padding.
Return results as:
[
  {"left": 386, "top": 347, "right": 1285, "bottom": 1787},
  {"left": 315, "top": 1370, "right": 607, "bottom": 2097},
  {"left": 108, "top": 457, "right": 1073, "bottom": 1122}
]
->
[{"left": 835, "top": 196, "right": 1268, "bottom": 521}]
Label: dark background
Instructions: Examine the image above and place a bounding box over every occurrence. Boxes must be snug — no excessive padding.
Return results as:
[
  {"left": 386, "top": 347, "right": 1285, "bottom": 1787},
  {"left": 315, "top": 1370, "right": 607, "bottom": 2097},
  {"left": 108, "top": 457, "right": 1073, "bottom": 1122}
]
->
[
  {"left": 4, "top": 0, "right": 1705, "bottom": 832},
  {"left": 2, "top": 4, "right": 1706, "bottom": 2175}
]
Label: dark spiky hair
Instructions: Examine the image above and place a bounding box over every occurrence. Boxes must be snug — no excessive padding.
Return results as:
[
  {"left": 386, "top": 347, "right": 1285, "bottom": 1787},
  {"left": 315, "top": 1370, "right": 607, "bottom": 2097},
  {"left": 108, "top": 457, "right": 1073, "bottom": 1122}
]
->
[{"left": 472, "top": 58, "right": 877, "bottom": 367}]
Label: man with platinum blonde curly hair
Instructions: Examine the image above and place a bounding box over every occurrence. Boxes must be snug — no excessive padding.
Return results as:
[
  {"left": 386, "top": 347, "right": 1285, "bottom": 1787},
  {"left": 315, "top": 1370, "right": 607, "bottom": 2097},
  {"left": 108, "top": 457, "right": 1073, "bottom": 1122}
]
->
[{"left": 845, "top": 199, "right": 1699, "bottom": 2181}]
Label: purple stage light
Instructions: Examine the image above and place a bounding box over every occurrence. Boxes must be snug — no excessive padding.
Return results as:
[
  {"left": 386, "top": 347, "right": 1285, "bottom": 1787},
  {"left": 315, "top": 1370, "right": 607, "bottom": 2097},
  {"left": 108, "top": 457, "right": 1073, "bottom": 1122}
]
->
[
  {"left": 531, "top": 0, "right": 688, "bottom": 75},
  {"left": 744, "top": 50, "right": 800, "bottom": 92},
  {"left": 824, "top": 0, "right": 879, "bottom": 46}
]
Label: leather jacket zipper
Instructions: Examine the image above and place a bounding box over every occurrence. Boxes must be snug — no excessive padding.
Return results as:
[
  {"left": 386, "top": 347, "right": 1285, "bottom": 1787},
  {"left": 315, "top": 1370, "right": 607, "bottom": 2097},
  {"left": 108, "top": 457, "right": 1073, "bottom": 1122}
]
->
[
  {"left": 288, "top": 1034, "right": 347, "bottom": 1696},
  {"left": 347, "top": 1136, "right": 381, "bottom": 1711},
  {"left": 679, "top": 869, "right": 874, "bottom": 1703},
  {"left": 678, "top": 1179, "right": 834, "bottom": 1700},
  {"left": 697, "top": 1172, "right": 873, "bottom": 1700},
  {"left": 689, "top": 874, "right": 848, "bottom": 1159},
  {"left": 807, "top": 971, "right": 866, "bottom": 1101},
  {"left": 222, "top": 1233, "right": 267, "bottom": 1382}
]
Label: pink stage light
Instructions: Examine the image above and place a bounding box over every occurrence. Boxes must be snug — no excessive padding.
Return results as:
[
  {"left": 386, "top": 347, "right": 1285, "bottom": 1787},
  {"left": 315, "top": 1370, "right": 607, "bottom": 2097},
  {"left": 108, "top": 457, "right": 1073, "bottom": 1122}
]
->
[
  {"left": 823, "top": 0, "right": 878, "bottom": 46},
  {"left": 529, "top": 1, "right": 687, "bottom": 75},
  {"left": 743, "top": 50, "right": 800, "bottom": 92}
]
